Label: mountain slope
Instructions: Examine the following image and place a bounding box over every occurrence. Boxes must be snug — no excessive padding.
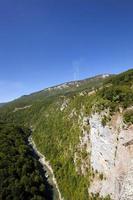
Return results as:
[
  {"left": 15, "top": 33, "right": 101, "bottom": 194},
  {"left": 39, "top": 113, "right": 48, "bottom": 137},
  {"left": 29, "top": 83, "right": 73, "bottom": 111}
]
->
[
  {"left": 0, "top": 69, "right": 133, "bottom": 200},
  {"left": 0, "top": 103, "right": 6, "bottom": 107},
  {"left": 0, "top": 122, "right": 53, "bottom": 200}
]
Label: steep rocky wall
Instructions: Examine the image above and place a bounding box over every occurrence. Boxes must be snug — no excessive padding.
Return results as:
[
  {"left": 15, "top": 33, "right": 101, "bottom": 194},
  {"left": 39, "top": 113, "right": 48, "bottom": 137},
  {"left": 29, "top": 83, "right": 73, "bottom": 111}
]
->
[{"left": 88, "top": 112, "right": 133, "bottom": 200}]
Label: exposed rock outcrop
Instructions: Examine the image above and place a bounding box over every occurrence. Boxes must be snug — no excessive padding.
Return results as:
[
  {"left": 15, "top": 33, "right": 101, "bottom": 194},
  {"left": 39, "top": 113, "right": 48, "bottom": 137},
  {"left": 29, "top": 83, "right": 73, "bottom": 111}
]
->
[{"left": 88, "top": 112, "right": 133, "bottom": 200}]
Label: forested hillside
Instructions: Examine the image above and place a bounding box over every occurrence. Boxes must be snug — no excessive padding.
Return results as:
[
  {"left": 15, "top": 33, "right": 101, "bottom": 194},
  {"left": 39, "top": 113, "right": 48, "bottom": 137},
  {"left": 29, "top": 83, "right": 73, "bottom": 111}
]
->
[
  {"left": 0, "top": 122, "right": 53, "bottom": 200},
  {"left": 0, "top": 69, "right": 133, "bottom": 200}
]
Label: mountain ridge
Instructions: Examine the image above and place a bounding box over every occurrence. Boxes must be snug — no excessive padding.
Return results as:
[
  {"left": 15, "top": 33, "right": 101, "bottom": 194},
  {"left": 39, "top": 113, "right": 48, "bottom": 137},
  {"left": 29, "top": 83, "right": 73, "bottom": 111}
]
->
[
  {"left": 0, "top": 73, "right": 112, "bottom": 105},
  {"left": 0, "top": 68, "right": 133, "bottom": 200}
]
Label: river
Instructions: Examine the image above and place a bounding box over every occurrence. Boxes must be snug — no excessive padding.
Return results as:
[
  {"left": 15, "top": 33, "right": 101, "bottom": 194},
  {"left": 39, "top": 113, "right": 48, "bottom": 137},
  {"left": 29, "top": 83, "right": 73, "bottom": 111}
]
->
[{"left": 28, "top": 136, "right": 63, "bottom": 200}]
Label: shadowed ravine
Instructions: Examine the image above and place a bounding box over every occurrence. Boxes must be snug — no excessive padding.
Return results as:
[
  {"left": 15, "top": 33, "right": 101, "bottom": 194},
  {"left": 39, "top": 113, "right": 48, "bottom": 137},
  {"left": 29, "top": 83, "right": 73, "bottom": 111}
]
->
[{"left": 28, "top": 136, "right": 63, "bottom": 200}]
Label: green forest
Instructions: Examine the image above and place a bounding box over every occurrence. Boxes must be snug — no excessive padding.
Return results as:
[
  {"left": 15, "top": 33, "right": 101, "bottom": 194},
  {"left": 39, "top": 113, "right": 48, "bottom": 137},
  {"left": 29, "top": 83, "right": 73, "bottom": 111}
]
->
[
  {"left": 0, "top": 69, "right": 133, "bottom": 200},
  {"left": 0, "top": 122, "right": 53, "bottom": 200}
]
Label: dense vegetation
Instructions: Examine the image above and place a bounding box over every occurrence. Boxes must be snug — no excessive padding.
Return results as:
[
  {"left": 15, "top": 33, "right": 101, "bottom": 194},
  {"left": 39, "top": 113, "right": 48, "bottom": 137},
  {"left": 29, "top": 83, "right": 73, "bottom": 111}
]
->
[
  {"left": 124, "top": 109, "right": 133, "bottom": 124},
  {"left": 0, "top": 69, "right": 132, "bottom": 200},
  {"left": 0, "top": 122, "right": 53, "bottom": 200},
  {"left": 97, "top": 69, "right": 133, "bottom": 112}
]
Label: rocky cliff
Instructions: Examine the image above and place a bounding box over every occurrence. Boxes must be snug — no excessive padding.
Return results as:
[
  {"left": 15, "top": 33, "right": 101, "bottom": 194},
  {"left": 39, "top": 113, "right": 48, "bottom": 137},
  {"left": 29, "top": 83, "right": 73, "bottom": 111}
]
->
[
  {"left": 76, "top": 109, "right": 133, "bottom": 199},
  {"left": 0, "top": 69, "right": 133, "bottom": 200}
]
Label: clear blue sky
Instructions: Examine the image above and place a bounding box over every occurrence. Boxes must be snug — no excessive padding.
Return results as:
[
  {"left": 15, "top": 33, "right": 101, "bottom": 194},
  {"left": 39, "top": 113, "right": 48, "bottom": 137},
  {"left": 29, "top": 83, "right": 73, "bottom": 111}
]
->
[{"left": 0, "top": 0, "right": 133, "bottom": 102}]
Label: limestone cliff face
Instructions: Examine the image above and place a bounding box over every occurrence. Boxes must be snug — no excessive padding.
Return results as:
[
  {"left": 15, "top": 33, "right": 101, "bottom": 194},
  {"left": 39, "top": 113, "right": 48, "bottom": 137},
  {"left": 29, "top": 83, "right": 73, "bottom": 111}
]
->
[{"left": 87, "top": 112, "right": 133, "bottom": 200}]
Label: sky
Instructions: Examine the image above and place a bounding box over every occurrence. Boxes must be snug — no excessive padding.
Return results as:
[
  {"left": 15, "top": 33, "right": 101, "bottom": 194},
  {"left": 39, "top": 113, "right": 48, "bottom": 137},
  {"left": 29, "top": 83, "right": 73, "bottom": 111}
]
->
[{"left": 0, "top": 0, "right": 133, "bottom": 102}]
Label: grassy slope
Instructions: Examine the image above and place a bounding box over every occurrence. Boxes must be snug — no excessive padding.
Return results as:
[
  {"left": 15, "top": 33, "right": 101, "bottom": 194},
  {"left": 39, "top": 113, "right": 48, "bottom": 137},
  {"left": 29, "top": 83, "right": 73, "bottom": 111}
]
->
[{"left": 0, "top": 69, "right": 133, "bottom": 200}]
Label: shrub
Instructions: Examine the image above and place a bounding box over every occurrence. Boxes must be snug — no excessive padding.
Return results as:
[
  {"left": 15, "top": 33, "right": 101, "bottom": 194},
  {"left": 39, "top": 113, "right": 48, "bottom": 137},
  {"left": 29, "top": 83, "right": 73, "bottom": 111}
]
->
[{"left": 124, "top": 110, "right": 133, "bottom": 124}]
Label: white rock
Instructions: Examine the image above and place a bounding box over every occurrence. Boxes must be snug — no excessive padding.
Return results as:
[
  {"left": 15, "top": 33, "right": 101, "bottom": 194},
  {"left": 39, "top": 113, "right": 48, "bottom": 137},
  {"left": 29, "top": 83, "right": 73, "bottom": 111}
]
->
[{"left": 88, "top": 113, "right": 133, "bottom": 200}]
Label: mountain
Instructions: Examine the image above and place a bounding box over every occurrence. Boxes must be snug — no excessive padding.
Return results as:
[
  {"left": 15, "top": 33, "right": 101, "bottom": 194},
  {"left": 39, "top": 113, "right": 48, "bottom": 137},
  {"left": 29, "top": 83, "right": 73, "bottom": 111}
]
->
[
  {"left": 0, "top": 69, "right": 133, "bottom": 200},
  {"left": 0, "top": 103, "right": 6, "bottom": 107}
]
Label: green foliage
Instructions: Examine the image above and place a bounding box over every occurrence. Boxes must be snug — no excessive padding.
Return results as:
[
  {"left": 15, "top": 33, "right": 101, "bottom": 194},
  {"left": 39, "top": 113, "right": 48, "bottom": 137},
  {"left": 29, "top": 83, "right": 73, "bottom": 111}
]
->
[
  {"left": 0, "top": 69, "right": 132, "bottom": 200},
  {"left": 101, "top": 115, "right": 108, "bottom": 127},
  {"left": 99, "top": 69, "right": 133, "bottom": 111},
  {"left": 0, "top": 122, "right": 52, "bottom": 200},
  {"left": 105, "top": 69, "right": 133, "bottom": 86},
  {"left": 89, "top": 193, "right": 111, "bottom": 200},
  {"left": 124, "top": 109, "right": 133, "bottom": 124},
  {"left": 32, "top": 100, "right": 90, "bottom": 200},
  {"left": 99, "top": 173, "right": 104, "bottom": 180},
  {"left": 99, "top": 85, "right": 133, "bottom": 109}
]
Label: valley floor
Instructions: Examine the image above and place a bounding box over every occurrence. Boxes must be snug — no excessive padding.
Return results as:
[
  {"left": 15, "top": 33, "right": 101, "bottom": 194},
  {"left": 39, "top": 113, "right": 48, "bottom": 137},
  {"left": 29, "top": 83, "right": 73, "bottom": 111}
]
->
[{"left": 28, "top": 136, "right": 63, "bottom": 200}]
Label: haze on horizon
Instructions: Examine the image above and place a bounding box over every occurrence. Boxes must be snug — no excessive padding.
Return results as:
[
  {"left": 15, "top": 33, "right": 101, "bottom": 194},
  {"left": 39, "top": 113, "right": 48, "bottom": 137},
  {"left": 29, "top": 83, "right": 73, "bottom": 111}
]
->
[{"left": 0, "top": 0, "right": 133, "bottom": 102}]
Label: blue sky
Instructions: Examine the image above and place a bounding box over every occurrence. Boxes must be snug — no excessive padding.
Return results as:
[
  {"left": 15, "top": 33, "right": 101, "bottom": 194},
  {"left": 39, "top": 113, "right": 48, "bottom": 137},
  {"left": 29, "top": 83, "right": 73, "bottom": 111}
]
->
[{"left": 0, "top": 0, "right": 133, "bottom": 102}]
